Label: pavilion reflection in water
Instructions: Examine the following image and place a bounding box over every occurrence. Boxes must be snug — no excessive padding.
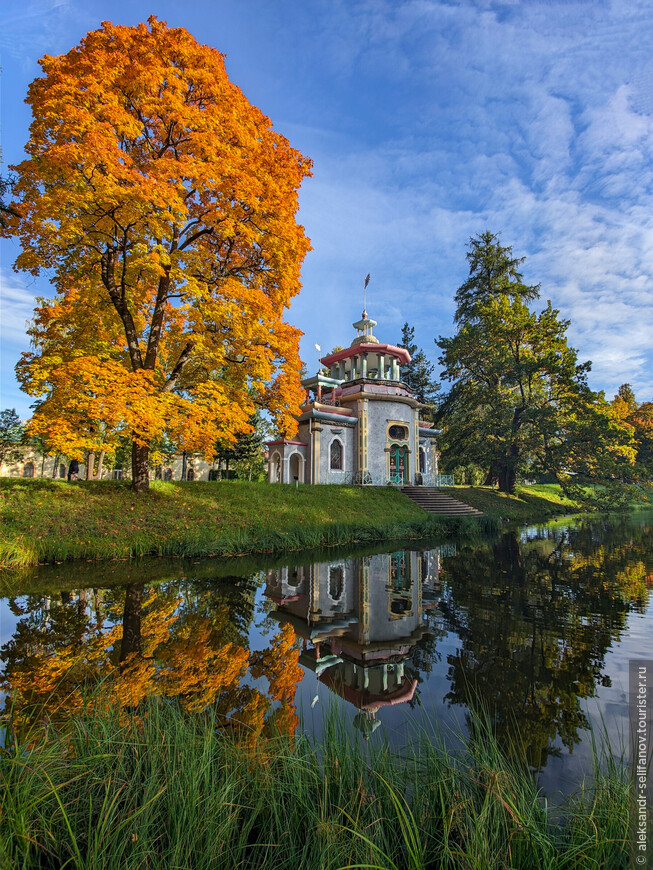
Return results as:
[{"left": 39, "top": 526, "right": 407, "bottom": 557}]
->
[{"left": 265, "top": 548, "right": 447, "bottom": 733}]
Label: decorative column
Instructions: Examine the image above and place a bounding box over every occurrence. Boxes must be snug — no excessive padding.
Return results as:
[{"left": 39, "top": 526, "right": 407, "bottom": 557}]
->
[
  {"left": 361, "top": 353, "right": 368, "bottom": 378},
  {"left": 358, "top": 399, "right": 368, "bottom": 477},
  {"left": 379, "top": 354, "right": 385, "bottom": 379},
  {"left": 358, "top": 558, "right": 370, "bottom": 645}
]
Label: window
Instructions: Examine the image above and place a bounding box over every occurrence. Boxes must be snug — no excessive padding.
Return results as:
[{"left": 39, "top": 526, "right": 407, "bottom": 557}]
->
[
  {"left": 388, "top": 425, "right": 408, "bottom": 441},
  {"left": 330, "top": 439, "right": 343, "bottom": 470},
  {"left": 419, "top": 448, "right": 425, "bottom": 474},
  {"left": 329, "top": 565, "right": 344, "bottom": 600},
  {"left": 186, "top": 467, "right": 195, "bottom": 481},
  {"left": 112, "top": 469, "right": 123, "bottom": 480},
  {"left": 164, "top": 467, "right": 173, "bottom": 481},
  {"left": 59, "top": 463, "right": 66, "bottom": 479},
  {"left": 155, "top": 466, "right": 163, "bottom": 480},
  {"left": 23, "top": 462, "right": 35, "bottom": 478},
  {"left": 288, "top": 566, "right": 302, "bottom": 588}
]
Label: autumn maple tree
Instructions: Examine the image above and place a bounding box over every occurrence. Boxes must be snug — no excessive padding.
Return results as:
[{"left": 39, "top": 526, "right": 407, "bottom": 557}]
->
[{"left": 6, "top": 17, "right": 311, "bottom": 490}]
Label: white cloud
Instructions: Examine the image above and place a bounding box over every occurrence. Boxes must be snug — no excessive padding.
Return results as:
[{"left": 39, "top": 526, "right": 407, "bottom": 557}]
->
[{"left": 0, "top": 269, "right": 37, "bottom": 346}]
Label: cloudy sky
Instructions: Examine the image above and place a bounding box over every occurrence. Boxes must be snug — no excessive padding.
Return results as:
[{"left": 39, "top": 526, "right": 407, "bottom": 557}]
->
[{"left": 2, "top": 0, "right": 653, "bottom": 418}]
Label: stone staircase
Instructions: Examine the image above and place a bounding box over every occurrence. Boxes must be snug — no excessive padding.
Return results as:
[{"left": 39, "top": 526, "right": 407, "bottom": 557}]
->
[{"left": 401, "top": 486, "right": 483, "bottom": 516}]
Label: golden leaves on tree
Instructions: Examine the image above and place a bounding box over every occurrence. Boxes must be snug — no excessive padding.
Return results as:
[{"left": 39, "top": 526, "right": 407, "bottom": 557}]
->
[{"left": 6, "top": 17, "right": 312, "bottom": 469}]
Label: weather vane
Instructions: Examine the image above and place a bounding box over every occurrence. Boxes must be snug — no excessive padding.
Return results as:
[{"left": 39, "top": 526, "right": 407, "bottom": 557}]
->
[{"left": 363, "top": 273, "right": 370, "bottom": 314}]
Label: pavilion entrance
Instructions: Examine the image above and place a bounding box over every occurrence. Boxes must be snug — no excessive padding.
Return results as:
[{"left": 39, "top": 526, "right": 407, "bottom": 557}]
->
[{"left": 389, "top": 444, "right": 409, "bottom": 485}]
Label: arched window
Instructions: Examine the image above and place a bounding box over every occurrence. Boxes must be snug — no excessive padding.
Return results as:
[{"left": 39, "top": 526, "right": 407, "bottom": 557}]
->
[
  {"left": 23, "top": 462, "right": 35, "bottom": 478},
  {"left": 155, "top": 466, "right": 163, "bottom": 480},
  {"left": 330, "top": 439, "right": 343, "bottom": 470},
  {"left": 419, "top": 447, "right": 425, "bottom": 474},
  {"left": 328, "top": 565, "right": 344, "bottom": 600},
  {"left": 164, "top": 467, "right": 173, "bottom": 481},
  {"left": 59, "top": 463, "right": 67, "bottom": 479},
  {"left": 186, "top": 467, "right": 195, "bottom": 481}
]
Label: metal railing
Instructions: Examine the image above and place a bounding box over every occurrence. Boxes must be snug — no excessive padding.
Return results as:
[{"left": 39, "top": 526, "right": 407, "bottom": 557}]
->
[
  {"left": 419, "top": 474, "right": 454, "bottom": 487},
  {"left": 325, "top": 470, "right": 455, "bottom": 487}
]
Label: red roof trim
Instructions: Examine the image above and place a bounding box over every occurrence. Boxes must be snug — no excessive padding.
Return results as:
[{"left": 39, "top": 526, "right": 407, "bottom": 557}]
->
[
  {"left": 321, "top": 343, "right": 411, "bottom": 365},
  {"left": 266, "top": 440, "right": 307, "bottom": 447}
]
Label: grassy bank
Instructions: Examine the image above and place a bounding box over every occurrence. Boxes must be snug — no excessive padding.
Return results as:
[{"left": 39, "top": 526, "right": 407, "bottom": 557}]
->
[
  {"left": 1, "top": 698, "right": 630, "bottom": 870},
  {"left": 452, "top": 483, "right": 580, "bottom": 521},
  {"left": 0, "top": 479, "right": 578, "bottom": 569},
  {"left": 0, "top": 478, "right": 492, "bottom": 569}
]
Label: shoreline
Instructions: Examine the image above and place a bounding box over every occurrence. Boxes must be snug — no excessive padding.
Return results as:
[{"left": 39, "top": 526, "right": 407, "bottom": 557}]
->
[{"left": 0, "top": 477, "right": 631, "bottom": 571}]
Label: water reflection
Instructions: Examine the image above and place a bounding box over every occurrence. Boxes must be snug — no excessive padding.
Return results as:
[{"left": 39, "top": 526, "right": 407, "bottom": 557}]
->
[
  {"left": 439, "top": 520, "right": 653, "bottom": 767},
  {"left": 1, "top": 514, "right": 652, "bottom": 777},
  {"left": 2, "top": 574, "right": 302, "bottom": 743},
  {"left": 264, "top": 549, "right": 446, "bottom": 734}
]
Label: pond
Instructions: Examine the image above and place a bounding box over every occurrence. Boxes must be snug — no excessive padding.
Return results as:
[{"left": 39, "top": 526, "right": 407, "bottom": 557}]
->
[{"left": 2, "top": 511, "right": 652, "bottom": 797}]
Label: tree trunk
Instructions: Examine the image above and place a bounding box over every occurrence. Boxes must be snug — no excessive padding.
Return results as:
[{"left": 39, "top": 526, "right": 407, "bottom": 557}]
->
[
  {"left": 96, "top": 450, "right": 105, "bottom": 480},
  {"left": 181, "top": 451, "right": 187, "bottom": 481},
  {"left": 120, "top": 582, "right": 144, "bottom": 663},
  {"left": 497, "top": 446, "right": 519, "bottom": 494},
  {"left": 131, "top": 440, "right": 150, "bottom": 492},
  {"left": 86, "top": 451, "right": 95, "bottom": 480},
  {"left": 483, "top": 460, "right": 499, "bottom": 487},
  {"left": 52, "top": 453, "right": 60, "bottom": 478}
]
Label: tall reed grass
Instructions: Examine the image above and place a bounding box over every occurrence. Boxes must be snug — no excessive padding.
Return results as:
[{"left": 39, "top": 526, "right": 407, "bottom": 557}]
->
[{"left": 1, "top": 697, "right": 632, "bottom": 869}]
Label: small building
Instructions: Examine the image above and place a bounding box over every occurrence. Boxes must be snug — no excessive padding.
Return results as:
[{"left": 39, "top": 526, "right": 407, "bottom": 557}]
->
[{"left": 267, "top": 311, "right": 439, "bottom": 486}]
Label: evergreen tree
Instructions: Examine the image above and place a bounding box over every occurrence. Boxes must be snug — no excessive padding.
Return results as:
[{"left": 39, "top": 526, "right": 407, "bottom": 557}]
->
[
  {"left": 437, "top": 232, "right": 635, "bottom": 495},
  {"left": 0, "top": 409, "right": 25, "bottom": 465},
  {"left": 398, "top": 323, "right": 439, "bottom": 406},
  {"left": 214, "top": 414, "right": 268, "bottom": 481}
]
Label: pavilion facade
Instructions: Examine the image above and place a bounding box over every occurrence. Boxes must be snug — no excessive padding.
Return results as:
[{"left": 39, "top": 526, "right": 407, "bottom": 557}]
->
[{"left": 267, "top": 311, "right": 439, "bottom": 486}]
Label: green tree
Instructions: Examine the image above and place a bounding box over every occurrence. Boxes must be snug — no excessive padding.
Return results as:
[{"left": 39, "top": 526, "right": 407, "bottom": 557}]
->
[
  {"left": 214, "top": 414, "right": 268, "bottom": 481},
  {"left": 398, "top": 323, "right": 439, "bottom": 406},
  {"left": 0, "top": 409, "right": 25, "bottom": 466},
  {"left": 437, "top": 233, "right": 634, "bottom": 494}
]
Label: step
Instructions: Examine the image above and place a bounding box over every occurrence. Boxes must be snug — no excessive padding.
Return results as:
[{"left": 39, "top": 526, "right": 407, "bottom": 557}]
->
[{"left": 400, "top": 486, "right": 483, "bottom": 516}]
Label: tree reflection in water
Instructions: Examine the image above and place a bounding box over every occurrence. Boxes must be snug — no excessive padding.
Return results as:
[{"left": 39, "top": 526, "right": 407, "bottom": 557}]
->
[
  {"left": 439, "top": 518, "right": 652, "bottom": 768},
  {"left": 2, "top": 514, "right": 651, "bottom": 769},
  {"left": 2, "top": 574, "right": 303, "bottom": 743}
]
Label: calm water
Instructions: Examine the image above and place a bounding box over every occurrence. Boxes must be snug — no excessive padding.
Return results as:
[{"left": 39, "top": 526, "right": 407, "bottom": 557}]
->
[{"left": 2, "top": 512, "right": 652, "bottom": 795}]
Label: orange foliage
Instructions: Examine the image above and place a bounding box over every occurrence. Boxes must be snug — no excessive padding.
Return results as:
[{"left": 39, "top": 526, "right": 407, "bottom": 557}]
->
[
  {"left": 251, "top": 622, "right": 304, "bottom": 738},
  {"left": 3, "top": 590, "right": 304, "bottom": 744},
  {"left": 7, "top": 17, "right": 311, "bottom": 468}
]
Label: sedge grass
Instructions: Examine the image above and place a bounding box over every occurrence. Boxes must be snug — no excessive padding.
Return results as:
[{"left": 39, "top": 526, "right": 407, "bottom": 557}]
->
[{"left": 0, "top": 695, "right": 634, "bottom": 870}]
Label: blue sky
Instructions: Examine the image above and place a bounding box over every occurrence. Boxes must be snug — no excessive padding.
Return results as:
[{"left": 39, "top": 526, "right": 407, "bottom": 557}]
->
[{"left": 2, "top": 0, "right": 653, "bottom": 419}]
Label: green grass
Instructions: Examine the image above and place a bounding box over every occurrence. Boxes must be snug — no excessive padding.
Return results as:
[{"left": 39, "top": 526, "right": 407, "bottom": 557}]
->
[
  {"left": 0, "top": 478, "right": 501, "bottom": 569},
  {"left": 449, "top": 484, "right": 579, "bottom": 522},
  {"left": 0, "top": 697, "right": 633, "bottom": 870}
]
